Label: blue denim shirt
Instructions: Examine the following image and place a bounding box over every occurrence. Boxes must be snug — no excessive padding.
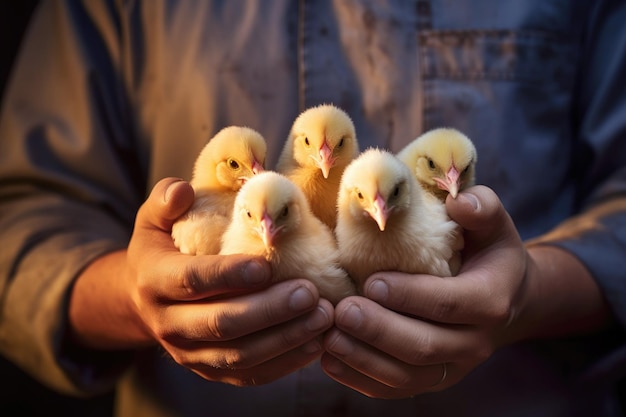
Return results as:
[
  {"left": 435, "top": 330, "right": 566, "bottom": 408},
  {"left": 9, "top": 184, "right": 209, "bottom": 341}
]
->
[{"left": 1, "top": 0, "right": 625, "bottom": 416}]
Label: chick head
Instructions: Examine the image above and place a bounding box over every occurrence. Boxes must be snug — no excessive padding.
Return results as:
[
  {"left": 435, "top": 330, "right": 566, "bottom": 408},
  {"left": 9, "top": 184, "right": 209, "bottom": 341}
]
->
[
  {"left": 192, "top": 126, "right": 266, "bottom": 191},
  {"left": 290, "top": 104, "right": 358, "bottom": 178},
  {"left": 234, "top": 171, "right": 305, "bottom": 250},
  {"left": 398, "top": 128, "right": 476, "bottom": 200},
  {"left": 340, "top": 148, "right": 414, "bottom": 231}
]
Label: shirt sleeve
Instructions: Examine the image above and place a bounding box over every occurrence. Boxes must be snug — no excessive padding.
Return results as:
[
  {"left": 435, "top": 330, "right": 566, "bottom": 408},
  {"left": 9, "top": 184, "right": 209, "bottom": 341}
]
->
[
  {"left": 0, "top": 0, "right": 142, "bottom": 395},
  {"left": 528, "top": 1, "right": 626, "bottom": 329}
]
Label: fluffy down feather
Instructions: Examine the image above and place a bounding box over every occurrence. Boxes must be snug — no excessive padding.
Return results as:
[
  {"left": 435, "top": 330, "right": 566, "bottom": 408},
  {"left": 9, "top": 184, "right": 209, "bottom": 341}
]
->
[
  {"left": 336, "top": 148, "right": 461, "bottom": 290},
  {"left": 171, "top": 126, "right": 266, "bottom": 255},
  {"left": 220, "top": 171, "right": 355, "bottom": 305},
  {"left": 276, "top": 104, "right": 359, "bottom": 230},
  {"left": 397, "top": 127, "right": 477, "bottom": 202}
]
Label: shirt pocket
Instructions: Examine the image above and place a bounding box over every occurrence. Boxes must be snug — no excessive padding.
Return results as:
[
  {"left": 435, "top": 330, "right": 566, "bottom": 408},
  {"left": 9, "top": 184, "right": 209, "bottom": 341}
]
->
[
  {"left": 416, "top": 29, "right": 579, "bottom": 238},
  {"left": 416, "top": 29, "right": 578, "bottom": 139},
  {"left": 419, "top": 29, "right": 576, "bottom": 85}
]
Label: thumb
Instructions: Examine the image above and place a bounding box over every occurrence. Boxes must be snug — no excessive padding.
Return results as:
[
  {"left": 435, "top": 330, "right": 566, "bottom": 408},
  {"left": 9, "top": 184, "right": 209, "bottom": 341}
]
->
[
  {"left": 446, "top": 185, "right": 521, "bottom": 251},
  {"left": 137, "top": 177, "right": 195, "bottom": 235}
]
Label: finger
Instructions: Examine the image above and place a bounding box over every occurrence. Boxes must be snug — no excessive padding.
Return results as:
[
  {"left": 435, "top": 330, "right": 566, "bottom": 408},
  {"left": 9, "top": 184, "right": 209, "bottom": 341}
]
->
[
  {"left": 155, "top": 279, "right": 322, "bottom": 342},
  {"left": 141, "top": 177, "right": 196, "bottom": 234},
  {"left": 445, "top": 185, "right": 522, "bottom": 254},
  {"left": 129, "top": 178, "right": 196, "bottom": 260},
  {"left": 323, "top": 328, "right": 452, "bottom": 392},
  {"left": 189, "top": 338, "right": 323, "bottom": 387},
  {"left": 169, "top": 299, "right": 333, "bottom": 372},
  {"left": 321, "top": 350, "right": 451, "bottom": 398},
  {"left": 363, "top": 272, "right": 487, "bottom": 325},
  {"left": 365, "top": 265, "right": 524, "bottom": 327},
  {"left": 151, "top": 253, "right": 272, "bottom": 301},
  {"left": 331, "top": 298, "right": 486, "bottom": 366}
]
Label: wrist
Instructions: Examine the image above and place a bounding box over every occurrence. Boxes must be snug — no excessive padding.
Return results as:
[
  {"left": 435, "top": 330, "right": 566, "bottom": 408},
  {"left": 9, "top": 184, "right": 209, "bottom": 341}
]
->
[
  {"left": 506, "top": 245, "right": 612, "bottom": 344},
  {"left": 68, "top": 249, "right": 155, "bottom": 350}
]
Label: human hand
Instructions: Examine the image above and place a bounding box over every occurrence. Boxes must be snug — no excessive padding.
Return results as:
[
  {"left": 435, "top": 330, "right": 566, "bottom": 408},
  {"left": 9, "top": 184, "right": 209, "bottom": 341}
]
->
[
  {"left": 320, "top": 185, "right": 529, "bottom": 398},
  {"left": 72, "top": 177, "right": 333, "bottom": 386}
]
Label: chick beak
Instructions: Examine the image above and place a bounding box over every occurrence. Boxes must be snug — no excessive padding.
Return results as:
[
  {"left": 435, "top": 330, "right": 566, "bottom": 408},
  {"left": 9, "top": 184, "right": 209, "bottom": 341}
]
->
[
  {"left": 239, "top": 160, "right": 265, "bottom": 185},
  {"left": 368, "top": 192, "right": 390, "bottom": 231},
  {"left": 318, "top": 142, "right": 335, "bottom": 179},
  {"left": 251, "top": 159, "right": 264, "bottom": 175},
  {"left": 258, "top": 212, "right": 276, "bottom": 249},
  {"left": 434, "top": 165, "right": 461, "bottom": 198}
]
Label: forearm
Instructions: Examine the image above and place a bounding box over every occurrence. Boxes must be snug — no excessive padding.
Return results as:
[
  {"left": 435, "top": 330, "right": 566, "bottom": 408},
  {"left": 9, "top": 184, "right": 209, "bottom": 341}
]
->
[
  {"left": 0, "top": 196, "right": 136, "bottom": 393},
  {"left": 69, "top": 249, "right": 155, "bottom": 350},
  {"left": 511, "top": 245, "right": 613, "bottom": 343}
]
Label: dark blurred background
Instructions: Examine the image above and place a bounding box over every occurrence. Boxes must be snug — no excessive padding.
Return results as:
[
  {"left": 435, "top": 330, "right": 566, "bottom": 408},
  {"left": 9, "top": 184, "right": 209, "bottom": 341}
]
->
[{"left": 0, "top": 1, "right": 115, "bottom": 415}]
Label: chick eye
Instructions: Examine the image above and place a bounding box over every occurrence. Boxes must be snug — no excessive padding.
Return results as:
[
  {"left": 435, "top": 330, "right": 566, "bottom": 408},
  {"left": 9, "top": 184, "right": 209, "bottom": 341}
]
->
[
  {"left": 281, "top": 206, "right": 289, "bottom": 217},
  {"left": 338, "top": 137, "right": 345, "bottom": 147},
  {"left": 393, "top": 186, "right": 400, "bottom": 197},
  {"left": 427, "top": 158, "right": 436, "bottom": 170},
  {"left": 304, "top": 137, "right": 310, "bottom": 146},
  {"left": 357, "top": 191, "right": 363, "bottom": 200},
  {"left": 246, "top": 210, "right": 252, "bottom": 218},
  {"left": 228, "top": 159, "right": 240, "bottom": 170}
]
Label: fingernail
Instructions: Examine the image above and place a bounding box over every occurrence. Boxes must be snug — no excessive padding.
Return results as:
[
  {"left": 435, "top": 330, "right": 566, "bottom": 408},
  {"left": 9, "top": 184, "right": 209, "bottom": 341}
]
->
[
  {"left": 367, "top": 279, "right": 388, "bottom": 302},
  {"left": 327, "top": 333, "right": 354, "bottom": 356},
  {"left": 306, "top": 306, "right": 330, "bottom": 332},
  {"left": 164, "top": 179, "right": 184, "bottom": 203},
  {"left": 242, "top": 260, "right": 269, "bottom": 285},
  {"left": 460, "top": 192, "right": 479, "bottom": 211},
  {"left": 324, "top": 356, "right": 346, "bottom": 376},
  {"left": 301, "top": 339, "right": 322, "bottom": 354},
  {"left": 289, "top": 287, "right": 315, "bottom": 312},
  {"left": 337, "top": 303, "right": 362, "bottom": 330}
]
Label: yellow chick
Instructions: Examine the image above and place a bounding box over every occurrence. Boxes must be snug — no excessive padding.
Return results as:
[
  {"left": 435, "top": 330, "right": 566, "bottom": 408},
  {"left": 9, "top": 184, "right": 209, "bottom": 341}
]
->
[
  {"left": 171, "top": 126, "right": 266, "bottom": 255},
  {"left": 220, "top": 171, "right": 356, "bottom": 305},
  {"left": 396, "top": 127, "right": 477, "bottom": 202},
  {"left": 276, "top": 104, "right": 360, "bottom": 230},
  {"left": 336, "top": 148, "right": 461, "bottom": 291}
]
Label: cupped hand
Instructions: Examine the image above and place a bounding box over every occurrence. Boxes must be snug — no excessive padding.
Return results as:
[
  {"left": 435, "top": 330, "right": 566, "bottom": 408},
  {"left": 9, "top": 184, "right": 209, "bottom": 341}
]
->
[
  {"left": 96, "top": 178, "right": 333, "bottom": 386},
  {"left": 321, "top": 185, "right": 529, "bottom": 398}
]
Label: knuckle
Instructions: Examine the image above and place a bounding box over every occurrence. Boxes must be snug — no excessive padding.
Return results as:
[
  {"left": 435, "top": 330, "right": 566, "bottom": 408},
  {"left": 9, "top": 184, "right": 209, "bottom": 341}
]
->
[
  {"left": 187, "top": 352, "right": 248, "bottom": 373},
  {"left": 486, "top": 297, "right": 514, "bottom": 325},
  {"left": 259, "top": 296, "right": 282, "bottom": 324},
  {"left": 223, "top": 351, "right": 249, "bottom": 369},
  {"left": 410, "top": 332, "right": 439, "bottom": 365},
  {"left": 206, "top": 310, "right": 232, "bottom": 340},
  {"left": 432, "top": 290, "right": 462, "bottom": 320},
  {"left": 408, "top": 332, "right": 437, "bottom": 365},
  {"left": 180, "top": 264, "right": 203, "bottom": 296},
  {"left": 279, "top": 326, "right": 305, "bottom": 348},
  {"left": 203, "top": 350, "right": 248, "bottom": 370},
  {"left": 368, "top": 322, "right": 386, "bottom": 345}
]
